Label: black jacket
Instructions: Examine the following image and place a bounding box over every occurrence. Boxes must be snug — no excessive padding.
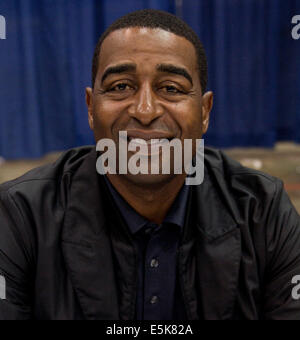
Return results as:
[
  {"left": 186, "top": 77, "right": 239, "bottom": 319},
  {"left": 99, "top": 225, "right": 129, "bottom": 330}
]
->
[{"left": 0, "top": 146, "right": 300, "bottom": 320}]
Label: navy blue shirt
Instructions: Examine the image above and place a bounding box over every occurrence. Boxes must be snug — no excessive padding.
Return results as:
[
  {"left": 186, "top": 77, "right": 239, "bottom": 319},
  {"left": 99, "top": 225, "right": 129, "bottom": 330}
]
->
[{"left": 104, "top": 176, "right": 190, "bottom": 320}]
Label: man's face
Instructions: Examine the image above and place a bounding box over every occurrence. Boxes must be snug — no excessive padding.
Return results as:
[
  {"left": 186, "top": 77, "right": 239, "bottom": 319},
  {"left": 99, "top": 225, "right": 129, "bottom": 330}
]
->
[{"left": 86, "top": 27, "right": 213, "bottom": 185}]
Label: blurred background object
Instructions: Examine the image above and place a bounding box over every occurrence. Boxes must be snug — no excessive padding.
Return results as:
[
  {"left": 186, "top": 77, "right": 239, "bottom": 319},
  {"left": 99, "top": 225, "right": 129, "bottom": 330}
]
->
[{"left": 0, "top": 0, "right": 299, "bottom": 211}]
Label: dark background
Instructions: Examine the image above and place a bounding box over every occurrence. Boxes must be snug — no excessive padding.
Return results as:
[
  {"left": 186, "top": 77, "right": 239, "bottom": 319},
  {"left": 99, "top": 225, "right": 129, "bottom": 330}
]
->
[{"left": 0, "top": 0, "right": 300, "bottom": 159}]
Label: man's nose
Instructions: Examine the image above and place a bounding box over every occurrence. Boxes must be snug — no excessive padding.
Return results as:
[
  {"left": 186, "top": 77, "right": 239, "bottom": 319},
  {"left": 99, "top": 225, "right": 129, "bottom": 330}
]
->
[{"left": 128, "top": 83, "right": 163, "bottom": 125}]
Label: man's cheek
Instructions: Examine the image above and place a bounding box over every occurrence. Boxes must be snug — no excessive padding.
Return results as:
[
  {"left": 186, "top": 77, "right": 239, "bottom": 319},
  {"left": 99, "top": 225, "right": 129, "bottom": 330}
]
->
[
  {"left": 185, "top": 120, "right": 203, "bottom": 139},
  {"left": 93, "top": 105, "right": 115, "bottom": 126},
  {"left": 92, "top": 115, "right": 113, "bottom": 140}
]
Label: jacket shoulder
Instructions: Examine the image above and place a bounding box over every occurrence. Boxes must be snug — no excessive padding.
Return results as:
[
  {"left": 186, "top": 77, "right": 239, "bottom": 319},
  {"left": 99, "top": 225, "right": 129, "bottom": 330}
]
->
[
  {"left": 204, "top": 146, "right": 280, "bottom": 193},
  {"left": 0, "top": 146, "right": 94, "bottom": 195}
]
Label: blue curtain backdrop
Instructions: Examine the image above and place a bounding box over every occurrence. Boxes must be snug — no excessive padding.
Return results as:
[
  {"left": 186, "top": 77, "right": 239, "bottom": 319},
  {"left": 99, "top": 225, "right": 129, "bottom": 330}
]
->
[{"left": 0, "top": 0, "right": 299, "bottom": 159}]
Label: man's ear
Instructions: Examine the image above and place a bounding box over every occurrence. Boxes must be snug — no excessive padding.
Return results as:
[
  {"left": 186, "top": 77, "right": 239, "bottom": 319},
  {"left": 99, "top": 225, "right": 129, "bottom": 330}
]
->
[
  {"left": 86, "top": 87, "right": 94, "bottom": 130},
  {"left": 201, "top": 91, "right": 213, "bottom": 134}
]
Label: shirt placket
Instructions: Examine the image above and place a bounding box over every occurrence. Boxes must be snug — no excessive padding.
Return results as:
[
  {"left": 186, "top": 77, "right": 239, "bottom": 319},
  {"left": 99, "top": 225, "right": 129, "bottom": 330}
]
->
[{"left": 143, "top": 224, "right": 179, "bottom": 320}]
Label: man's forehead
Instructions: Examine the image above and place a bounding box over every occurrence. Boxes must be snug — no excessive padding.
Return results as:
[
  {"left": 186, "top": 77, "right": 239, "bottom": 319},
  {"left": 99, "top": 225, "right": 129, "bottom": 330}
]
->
[{"left": 98, "top": 27, "right": 198, "bottom": 72}]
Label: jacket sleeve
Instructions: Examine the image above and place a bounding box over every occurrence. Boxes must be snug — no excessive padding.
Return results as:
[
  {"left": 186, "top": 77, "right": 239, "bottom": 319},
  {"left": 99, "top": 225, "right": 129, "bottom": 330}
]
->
[
  {"left": 263, "top": 180, "right": 300, "bottom": 320},
  {"left": 0, "top": 190, "right": 34, "bottom": 320}
]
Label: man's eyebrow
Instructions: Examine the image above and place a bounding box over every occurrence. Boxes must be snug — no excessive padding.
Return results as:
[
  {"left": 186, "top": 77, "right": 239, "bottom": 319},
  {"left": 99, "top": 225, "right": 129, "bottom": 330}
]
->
[
  {"left": 101, "top": 63, "right": 136, "bottom": 83},
  {"left": 156, "top": 64, "right": 193, "bottom": 85}
]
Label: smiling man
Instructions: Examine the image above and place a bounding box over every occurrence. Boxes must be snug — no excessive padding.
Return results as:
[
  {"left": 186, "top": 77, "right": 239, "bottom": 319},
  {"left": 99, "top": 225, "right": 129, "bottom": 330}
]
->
[
  {"left": 86, "top": 18, "right": 211, "bottom": 223},
  {"left": 0, "top": 9, "right": 300, "bottom": 320}
]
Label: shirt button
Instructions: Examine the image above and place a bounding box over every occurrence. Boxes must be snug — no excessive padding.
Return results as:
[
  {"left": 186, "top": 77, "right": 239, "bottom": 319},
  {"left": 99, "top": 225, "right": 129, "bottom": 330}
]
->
[
  {"left": 150, "top": 258, "right": 159, "bottom": 268},
  {"left": 150, "top": 295, "right": 159, "bottom": 304},
  {"left": 145, "top": 228, "right": 153, "bottom": 235}
]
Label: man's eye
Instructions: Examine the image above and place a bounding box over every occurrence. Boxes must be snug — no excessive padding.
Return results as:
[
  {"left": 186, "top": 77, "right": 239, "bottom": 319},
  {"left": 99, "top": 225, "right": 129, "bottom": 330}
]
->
[
  {"left": 109, "top": 83, "right": 131, "bottom": 91},
  {"left": 162, "top": 86, "right": 182, "bottom": 94}
]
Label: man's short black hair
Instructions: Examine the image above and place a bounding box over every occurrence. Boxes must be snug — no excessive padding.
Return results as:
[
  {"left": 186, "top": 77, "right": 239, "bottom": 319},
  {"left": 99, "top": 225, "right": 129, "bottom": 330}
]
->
[{"left": 92, "top": 9, "right": 208, "bottom": 93}]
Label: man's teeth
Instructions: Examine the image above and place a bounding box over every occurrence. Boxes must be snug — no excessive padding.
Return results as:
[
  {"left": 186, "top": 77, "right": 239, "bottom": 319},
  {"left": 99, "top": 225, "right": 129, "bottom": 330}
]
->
[{"left": 128, "top": 138, "right": 170, "bottom": 145}]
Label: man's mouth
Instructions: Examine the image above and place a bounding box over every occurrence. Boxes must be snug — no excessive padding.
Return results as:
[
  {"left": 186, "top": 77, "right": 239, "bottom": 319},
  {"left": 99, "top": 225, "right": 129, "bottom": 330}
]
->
[
  {"left": 124, "top": 130, "right": 175, "bottom": 144},
  {"left": 127, "top": 137, "right": 171, "bottom": 147}
]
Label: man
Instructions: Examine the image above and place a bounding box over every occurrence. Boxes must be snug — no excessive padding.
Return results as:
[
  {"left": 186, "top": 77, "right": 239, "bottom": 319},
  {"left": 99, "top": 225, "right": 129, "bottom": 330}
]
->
[{"left": 0, "top": 9, "right": 300, "bottom": 320}]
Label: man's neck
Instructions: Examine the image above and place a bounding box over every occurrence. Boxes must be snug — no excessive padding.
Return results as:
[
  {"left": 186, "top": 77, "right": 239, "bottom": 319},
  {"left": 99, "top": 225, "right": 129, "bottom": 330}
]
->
[{"left": 106, "top": 174, "right": 187, "bottom": 224}]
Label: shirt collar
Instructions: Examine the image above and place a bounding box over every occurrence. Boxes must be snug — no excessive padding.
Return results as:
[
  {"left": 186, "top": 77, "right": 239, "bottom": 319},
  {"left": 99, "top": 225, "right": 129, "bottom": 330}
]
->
[{"left": 103, "top": 176, "right": 190, "bottom": 234}]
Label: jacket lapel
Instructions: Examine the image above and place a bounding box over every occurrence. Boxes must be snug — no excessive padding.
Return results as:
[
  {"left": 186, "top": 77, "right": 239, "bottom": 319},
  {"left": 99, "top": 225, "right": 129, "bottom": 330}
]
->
[
  {"left": 183, "top": 170, "right": 241, "bottom": 320},
  {"left": 61, "top": 148, "right": 120, "bottom": 320}
]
